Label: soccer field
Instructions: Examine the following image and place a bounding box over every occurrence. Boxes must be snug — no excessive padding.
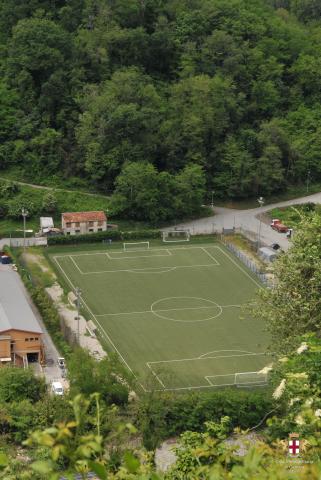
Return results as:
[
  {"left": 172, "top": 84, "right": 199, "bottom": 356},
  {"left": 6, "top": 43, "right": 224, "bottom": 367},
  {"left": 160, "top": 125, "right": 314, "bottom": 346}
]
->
[{"left": 50, "top": 242, "right": 271, "bottom": 391}]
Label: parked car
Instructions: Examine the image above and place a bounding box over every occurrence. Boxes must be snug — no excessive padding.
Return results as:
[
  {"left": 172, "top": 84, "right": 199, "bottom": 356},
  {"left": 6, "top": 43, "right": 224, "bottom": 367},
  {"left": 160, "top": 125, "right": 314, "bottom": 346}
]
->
[
  {"left": 58, "top": 357, "right": 65, "bottom": 369},
  {"left": 51, "top": 381, "right": 64, "bottom": 396}
]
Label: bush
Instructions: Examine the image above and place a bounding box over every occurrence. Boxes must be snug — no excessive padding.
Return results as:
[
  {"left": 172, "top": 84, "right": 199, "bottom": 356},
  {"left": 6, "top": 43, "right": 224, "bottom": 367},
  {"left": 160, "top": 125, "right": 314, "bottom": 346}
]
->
[
  {"left": 136, "top": 389, "right": 275, "bottom": 448},
  {"left": 48, "top": 229, "right": 160, "bottom": 245},
  {"left": 0, "top": 367, "right": 46, "bottom": 403}
]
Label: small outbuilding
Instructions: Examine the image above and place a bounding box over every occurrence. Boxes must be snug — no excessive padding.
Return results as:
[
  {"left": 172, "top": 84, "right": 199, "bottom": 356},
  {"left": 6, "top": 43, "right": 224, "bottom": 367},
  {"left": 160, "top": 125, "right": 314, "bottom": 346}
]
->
[
  {"left": 258, "top": 247, "right": 277, "bottom": 263},
  {"left": 40, "top": 217, "right": 54, "bottom": 234}
]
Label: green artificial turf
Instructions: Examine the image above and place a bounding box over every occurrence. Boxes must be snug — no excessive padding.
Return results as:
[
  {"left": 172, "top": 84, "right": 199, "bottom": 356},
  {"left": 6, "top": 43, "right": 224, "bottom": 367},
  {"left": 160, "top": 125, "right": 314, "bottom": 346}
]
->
[{"left": 48, "top": 241, "right": 271, "bottom": 391}]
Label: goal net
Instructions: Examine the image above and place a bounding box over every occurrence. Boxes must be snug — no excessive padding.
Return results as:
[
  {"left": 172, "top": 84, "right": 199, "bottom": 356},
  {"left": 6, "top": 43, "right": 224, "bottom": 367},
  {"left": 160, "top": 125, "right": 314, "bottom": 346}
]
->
[
  {"left": 234, "top": 371, "right": 268, "bottom": 387},
  {"left": 162, "top": 230, "right": 190, "bottom": 243},
  {"left": 123, "top": 241, "right": 150, "bottom": 251}
]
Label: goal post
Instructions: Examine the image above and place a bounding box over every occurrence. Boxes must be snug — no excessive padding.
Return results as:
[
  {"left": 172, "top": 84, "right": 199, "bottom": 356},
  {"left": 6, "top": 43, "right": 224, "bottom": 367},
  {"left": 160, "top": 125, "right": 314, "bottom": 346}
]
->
[
  {"left": 162, "top": 230, "right": 190, "bottom": 243},
  {"left": 234, "top": 371, "right": 268, "bottom": 387},
  {"left": 123, "top": 241, "right": 150, "bottom": 251}
]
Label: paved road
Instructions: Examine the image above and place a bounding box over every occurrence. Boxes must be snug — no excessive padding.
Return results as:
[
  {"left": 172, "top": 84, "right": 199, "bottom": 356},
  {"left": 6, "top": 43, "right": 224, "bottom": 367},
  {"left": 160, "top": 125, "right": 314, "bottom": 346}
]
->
[{"left": 171, "top": 191, "right": 321, "bottom": 251}]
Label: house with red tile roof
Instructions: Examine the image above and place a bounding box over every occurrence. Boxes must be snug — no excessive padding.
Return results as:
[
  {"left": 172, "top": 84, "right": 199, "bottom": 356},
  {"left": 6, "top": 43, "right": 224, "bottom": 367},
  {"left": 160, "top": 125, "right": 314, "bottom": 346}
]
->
[{"left": 61, "top": 211, "right": 107, "bottom": 235}]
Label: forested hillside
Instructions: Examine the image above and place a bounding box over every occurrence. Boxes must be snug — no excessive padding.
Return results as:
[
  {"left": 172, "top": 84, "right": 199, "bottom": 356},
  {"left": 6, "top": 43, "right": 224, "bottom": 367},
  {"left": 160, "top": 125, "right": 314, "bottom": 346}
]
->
[{"left": 1, "top": 0, "right": 321, "bottom": 220}]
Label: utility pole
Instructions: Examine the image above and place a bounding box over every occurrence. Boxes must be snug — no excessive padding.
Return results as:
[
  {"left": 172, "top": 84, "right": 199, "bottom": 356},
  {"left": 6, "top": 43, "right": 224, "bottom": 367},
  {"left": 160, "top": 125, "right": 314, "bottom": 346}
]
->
[
  {"left": 21, "top": 208, "right": 28, "bottom": 251},
  {"left": 75, "top": 287, "right": 82, "bottom": 344},
  {"left": 211, "top": 190, "right": 214, "bottom": 208},
  {"left": 257, "top": 196, "right": 264, "bottom": 251},
  {"left": 307, "top": 169, "right": 311, "bottom": 194}
]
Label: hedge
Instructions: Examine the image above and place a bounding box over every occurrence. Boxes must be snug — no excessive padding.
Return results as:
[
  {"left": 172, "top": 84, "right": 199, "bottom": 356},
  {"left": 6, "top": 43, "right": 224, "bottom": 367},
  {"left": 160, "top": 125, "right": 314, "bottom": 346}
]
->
[
  {"left": 136, "top": 389, "right": 276, "bottom": 449},
  {"left": 48, "top": 229, "right": 161, "bottom": 245}
]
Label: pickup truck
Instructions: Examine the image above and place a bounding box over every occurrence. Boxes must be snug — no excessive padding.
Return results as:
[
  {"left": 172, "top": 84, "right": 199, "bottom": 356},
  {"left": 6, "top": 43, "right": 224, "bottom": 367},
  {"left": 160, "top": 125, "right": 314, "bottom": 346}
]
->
[{"left": 270, "top": 219, "right": 288, "bottom": 233}]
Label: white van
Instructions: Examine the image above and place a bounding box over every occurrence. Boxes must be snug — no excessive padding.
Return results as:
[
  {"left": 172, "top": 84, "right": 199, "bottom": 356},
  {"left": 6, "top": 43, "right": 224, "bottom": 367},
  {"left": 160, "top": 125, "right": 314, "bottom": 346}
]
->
[{"left": 51, "top": 381, "right": 64, "bottom": 396}]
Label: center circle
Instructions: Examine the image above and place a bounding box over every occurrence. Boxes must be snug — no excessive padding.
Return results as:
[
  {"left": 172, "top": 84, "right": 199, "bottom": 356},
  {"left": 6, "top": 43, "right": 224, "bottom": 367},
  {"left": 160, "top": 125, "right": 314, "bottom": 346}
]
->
[{"left": 151, "top": 296, "right": 223, "bottom": 323}]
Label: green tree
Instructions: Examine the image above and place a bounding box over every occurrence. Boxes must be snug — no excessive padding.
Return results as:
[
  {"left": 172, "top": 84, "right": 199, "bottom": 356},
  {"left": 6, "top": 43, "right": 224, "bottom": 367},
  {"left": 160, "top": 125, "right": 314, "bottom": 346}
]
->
[
  {"left": 77, "top": 67, "right": 163, "bottom": 187},
  {"left": 0, "top": 366, "right": 45, "bottom": 403},
  {"left": 68, "top": 348, "right": 130, "bottom": 406},
  {"left": 254, "top": 212, "right": 321, "bottom": 353}
]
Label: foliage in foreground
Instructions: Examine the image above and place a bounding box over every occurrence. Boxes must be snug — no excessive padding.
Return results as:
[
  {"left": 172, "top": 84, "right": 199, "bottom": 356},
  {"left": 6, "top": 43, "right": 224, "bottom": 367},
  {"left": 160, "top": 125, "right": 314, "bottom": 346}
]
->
[
  {"left": 2, "top": 337, "right": 321, "bottom": 480},
  {"left": 254, "top": 211, "right": 321, "bottom": 353}
]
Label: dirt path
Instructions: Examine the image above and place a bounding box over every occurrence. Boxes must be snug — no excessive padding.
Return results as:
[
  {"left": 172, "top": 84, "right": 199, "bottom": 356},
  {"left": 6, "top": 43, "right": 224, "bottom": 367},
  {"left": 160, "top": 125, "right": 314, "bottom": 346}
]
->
[{"left": 0, "top": 176, "right": 109, "bottom": 199}]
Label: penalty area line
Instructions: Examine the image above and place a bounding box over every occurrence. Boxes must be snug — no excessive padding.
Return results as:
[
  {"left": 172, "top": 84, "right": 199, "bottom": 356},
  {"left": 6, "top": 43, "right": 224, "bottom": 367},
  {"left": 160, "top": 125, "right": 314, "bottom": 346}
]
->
[{"left": 53, "top": 257, "right": 148, "bottom": 393}]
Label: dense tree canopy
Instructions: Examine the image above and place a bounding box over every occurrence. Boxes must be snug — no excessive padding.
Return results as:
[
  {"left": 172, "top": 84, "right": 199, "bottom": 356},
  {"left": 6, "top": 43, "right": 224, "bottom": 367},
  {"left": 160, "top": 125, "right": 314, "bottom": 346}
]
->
[{"left": 1, "top": 0, "right": 321, "bottom": 219}]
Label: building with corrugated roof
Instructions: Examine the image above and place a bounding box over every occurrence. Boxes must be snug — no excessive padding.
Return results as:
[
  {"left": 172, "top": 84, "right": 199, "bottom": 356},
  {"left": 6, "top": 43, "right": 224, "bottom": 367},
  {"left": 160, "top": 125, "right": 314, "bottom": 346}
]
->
[{"left": 0, "top": 270, "right": 44, "bottom": 367}]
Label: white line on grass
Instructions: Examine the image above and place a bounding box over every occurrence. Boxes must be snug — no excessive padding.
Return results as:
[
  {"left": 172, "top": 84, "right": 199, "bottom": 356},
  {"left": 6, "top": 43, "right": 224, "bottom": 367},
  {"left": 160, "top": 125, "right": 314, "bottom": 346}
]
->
[
  {"left": 53, "top": 256, "right": 147, "bottom": 393},
  {"left": 216, "top": 245, "right": 262, "bottom": 288},
  {"left": 78, "top": 263, "right": 217, "bottom": 275},
  {"left": 148, "top": 352, "right": 270, "bottom": 365},
  {"left": 146, "top": 362, "right": 166, "bottom": 388},
  {"left": 201, "top": 247, "right": 220, "bottom": 265},
  {"left": 95, "top": 303, "right": 243, "bottom": 317},
  {"left": 105, "top": 250, "right": 172, "bottom": 260},
  {"left": 69, "top": 255, "right": 84, "bottom": 274}
]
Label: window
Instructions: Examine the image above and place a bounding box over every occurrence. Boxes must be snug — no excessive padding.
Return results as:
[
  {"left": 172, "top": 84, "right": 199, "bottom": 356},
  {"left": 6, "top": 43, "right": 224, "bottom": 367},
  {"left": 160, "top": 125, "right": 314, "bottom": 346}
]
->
[
  {"left": 34, "top": 338, "right": 39, "bottom": 341},
  {"left": 98, "top": 228, "right": 102, "bottom": 232},
  {"left": 66, "top": 232, "right": 71, "bottom": 235},
  {"left": 66, "top": 222, "right": 71, "bottom": 228},
  {"left": 89, "top": 228, "right": 94, "bottom": 232},
  {"left": 98, "top": 221, "right": 103, "bottom": 226},
  {"left": 29, "top": 338, "right": 34, "bottom": 341},
  {"left": 88, "top": 221, "right": 94, "bottom": 227},
  {"left": 75, "top": 222, "right": 80, "bottom": 227},
  {"left": 25, "top": 338, "right": 29, "bottom": 342},
  {"left": 75, "top": 229, "right": 80, "bottom": 233}
]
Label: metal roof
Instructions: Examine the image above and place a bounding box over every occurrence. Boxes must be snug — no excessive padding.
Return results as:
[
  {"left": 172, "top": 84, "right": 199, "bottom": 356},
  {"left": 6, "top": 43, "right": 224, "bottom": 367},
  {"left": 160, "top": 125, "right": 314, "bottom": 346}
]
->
[
  {"left": 40, "top": 217, "right": 54, "bottom": 229},
  {"left": 0, "top": 271, "right": 43, "bottom": 334}
]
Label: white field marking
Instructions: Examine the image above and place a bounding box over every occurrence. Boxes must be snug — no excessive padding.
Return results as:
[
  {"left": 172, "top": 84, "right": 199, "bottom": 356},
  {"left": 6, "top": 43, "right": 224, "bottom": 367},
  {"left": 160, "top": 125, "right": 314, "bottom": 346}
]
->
[
  {"left": 69, "top": 255, "right": 84, "bottom": 274},
  {"left": 216, "top": 245, "right": 262, "bottom": 288},
  {"left": 199, "top": 349, "right": 256, "bottom": 358},
  {"left": 150, "top": 296, "right": 223, "bottom": 323},
  {"left": 204, "top": 376, "right": 235, "bottom": 387},
  {"left": 52, "top": 244, "right": 219, "bottom": 260},
  {"left": 205, "top": 376, "right": 215, "bottom": 386},
  {"left": 106, "top": 250, "right": 172, "bottom": 260},
  {"left": 95, "top": 303, "right": 244, "bottom": 317},
  {"left": 147, "top": 352, "right": 270, "bottom": 366},
  {"left": 53, "top": 256, "right": 147, "bottom": 393},
  {"left": 201, "top": 247, "right": 220, "bottom": 265},
  {"left": 146, "top": 362, "right": 166, "bottom": 388},
  {"left": 76, "top": 263, "right": 217, "bottom": 275}
]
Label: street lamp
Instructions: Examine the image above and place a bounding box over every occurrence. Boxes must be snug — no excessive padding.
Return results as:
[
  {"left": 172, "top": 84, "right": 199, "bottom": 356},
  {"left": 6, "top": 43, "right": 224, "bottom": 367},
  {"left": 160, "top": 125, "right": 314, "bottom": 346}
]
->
[
  {"left": 307, "top": 169, "right": 311, "bottom": 194},
  {"left": 21, "top": 207, "right": 29, "bottom": 251},
  {"left": 211, "top": 190, "right": 214, "bottom": 208},
  {"left": 257, "top": 196, "right": 264, "bottom": 250},
  {"left": 75, "top": 287, "right": 82, "bottom": 344}
]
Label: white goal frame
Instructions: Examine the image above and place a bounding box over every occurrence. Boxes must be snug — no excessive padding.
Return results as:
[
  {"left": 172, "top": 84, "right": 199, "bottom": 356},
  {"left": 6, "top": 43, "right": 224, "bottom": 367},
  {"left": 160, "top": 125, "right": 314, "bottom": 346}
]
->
[
  {"left": 162, "top": 230, "right": 190, "bottom": 243},
  {"left": 123, "top": 241, "right": 150, "bottom": 251},
  {"left": 234, "top": 371, "right": 268, "bottom": 387}
]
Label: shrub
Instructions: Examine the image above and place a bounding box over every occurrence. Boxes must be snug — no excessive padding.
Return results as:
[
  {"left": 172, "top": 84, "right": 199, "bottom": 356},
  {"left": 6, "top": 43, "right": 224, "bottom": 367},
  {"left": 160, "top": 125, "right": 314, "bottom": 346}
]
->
[
  {"left": 0, "top": 367, "right": 45, "bottom": 403},
  {"left": 136, "top": 389, "right": 275, "bottom": 448},
  {"left": 48, "top": 229, "right": 160, "bottom": 245}
]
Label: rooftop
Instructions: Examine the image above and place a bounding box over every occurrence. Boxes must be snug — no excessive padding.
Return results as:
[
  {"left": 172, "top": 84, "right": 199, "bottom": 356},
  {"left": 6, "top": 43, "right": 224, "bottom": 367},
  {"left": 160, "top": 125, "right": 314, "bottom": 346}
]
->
[
  {"left": 62, "top": 211, "right": 107, "bottom": 223},
  {"left": 0, "top": 271, "right": 43, "bottom": 334}
]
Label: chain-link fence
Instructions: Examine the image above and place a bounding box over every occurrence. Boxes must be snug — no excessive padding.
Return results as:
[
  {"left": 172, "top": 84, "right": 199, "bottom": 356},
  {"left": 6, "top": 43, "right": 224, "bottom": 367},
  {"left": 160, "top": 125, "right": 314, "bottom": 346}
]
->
[{"left": 221, "top": 238, "right": 273, "bottom": 287}]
